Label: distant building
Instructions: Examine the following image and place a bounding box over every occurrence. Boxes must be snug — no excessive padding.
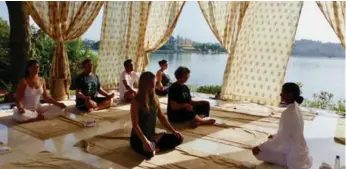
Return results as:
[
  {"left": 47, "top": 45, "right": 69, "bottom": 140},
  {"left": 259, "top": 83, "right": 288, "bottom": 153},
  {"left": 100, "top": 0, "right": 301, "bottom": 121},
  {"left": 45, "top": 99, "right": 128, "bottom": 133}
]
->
[
  {"left": 179, "top": 38, "right": 193, "bottom": 48},
  {"left": 167, "top": 36, "right": 177, "bottom": 50}
]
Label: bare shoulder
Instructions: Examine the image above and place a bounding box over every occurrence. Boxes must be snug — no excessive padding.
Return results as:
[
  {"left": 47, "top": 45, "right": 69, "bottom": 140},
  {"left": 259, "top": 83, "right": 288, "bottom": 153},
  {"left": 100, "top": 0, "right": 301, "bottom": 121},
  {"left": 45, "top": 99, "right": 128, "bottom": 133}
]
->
[
  {"left": 156, "top": 70, "right": 163, "bottom": 76},
  {"left": 18, "top": 78, "right": 27, "bottom": 86},
  {"left": 39, "top": 77, "right": 46, "bottom": 84}
]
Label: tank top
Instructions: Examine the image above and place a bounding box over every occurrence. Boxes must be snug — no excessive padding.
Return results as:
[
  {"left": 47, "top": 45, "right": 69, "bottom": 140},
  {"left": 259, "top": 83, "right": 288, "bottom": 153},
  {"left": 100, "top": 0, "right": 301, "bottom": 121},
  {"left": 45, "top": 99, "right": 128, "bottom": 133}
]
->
[
  {"left": 131, "top": 100, "right": 157, "bottom": 141},
  {"left": 22, "top": 85, "right": 43, "bottom": 111},
  {"left": 159, "top": 70, "right": 171, "bottom": 87}
]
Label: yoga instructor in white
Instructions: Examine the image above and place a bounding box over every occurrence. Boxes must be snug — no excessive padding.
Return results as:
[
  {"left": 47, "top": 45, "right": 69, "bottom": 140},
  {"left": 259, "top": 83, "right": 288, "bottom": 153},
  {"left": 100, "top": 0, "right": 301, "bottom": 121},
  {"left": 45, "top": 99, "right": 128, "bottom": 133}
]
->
[
  {"left": 13, "top": 60, "right": 67, "bottom": 122},
  {"left": 252, "top": 82, "right": 312, "bottom": 169}
]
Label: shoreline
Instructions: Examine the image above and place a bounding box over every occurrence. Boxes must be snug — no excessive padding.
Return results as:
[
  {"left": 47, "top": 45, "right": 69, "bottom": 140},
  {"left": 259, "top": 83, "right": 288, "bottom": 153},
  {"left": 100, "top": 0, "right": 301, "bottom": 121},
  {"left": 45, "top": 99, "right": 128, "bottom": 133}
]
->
[{"left": 150, "top": 50, "right": 345, "bottom": 59}]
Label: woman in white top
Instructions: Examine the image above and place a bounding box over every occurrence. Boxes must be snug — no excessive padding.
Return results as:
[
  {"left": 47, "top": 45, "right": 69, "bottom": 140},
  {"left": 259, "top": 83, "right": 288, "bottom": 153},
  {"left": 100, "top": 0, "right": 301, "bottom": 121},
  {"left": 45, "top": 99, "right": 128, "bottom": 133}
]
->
[
  {"left": 252, "top": 82, "right": 312, "bottom": 169},
  {"left": 13, "top": 60, "right": 67, "bottom": 122}
]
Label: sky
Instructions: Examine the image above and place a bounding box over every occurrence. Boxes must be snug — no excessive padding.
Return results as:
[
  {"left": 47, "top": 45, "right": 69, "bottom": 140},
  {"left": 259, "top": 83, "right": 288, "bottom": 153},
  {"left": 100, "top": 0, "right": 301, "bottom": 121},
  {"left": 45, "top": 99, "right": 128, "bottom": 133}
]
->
[{"left": 0, "top": 1, "right": 341, "bottom": 43}]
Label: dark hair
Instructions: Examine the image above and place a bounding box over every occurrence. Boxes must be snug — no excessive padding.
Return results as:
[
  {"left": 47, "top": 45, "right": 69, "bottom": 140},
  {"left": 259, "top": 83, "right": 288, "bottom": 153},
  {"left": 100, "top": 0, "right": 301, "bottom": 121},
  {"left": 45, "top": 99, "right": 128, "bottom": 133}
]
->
[
  {"left": 25, "top": 60, "right": 39, "bottom": 77},
  {"left": 174, "top": 66, "right": 190, "bottom": 80},
  {"left": 81, "top": 59, "right": 92, "bottom": 68},
  {"left": 282, "top": 82, "right": 304, "bottom": 104},
  {"left": 158, "top": 60, "right": 167, "bottom": 66},
  {"left": 124, "top": 59, "right": 132, "bottom": 67}
]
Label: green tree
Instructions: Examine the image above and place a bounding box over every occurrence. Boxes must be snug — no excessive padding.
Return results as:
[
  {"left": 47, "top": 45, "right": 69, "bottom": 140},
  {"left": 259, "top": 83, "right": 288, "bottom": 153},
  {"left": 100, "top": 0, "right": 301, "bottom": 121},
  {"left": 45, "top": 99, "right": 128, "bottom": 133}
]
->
[
  {"left": 6, "top": 1, "right": 30, "bottom": 96},
  {"left": 30, "top": 27, "right": 55, "bottom": 80},
  {"left": 0, "top": 17, "right": 10, "bottom": 91}
]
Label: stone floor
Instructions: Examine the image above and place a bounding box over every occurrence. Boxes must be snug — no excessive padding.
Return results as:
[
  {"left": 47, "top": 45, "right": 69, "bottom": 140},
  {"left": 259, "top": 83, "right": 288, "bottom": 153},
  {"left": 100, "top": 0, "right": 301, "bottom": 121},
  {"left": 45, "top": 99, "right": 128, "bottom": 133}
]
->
[{"left": 0, "top": 93, "right": 344, "bottom": 169}]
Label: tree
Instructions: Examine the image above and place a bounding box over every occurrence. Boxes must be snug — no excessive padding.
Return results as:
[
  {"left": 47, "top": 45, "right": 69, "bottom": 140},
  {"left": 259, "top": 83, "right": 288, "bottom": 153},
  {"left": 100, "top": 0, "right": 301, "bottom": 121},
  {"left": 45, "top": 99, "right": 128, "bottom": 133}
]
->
[
  {"left": 6, "top": 1, "right": 30, "bottom": 100},
  {"left": 0, "top": 18, "right": 11, "bottom": 93}
]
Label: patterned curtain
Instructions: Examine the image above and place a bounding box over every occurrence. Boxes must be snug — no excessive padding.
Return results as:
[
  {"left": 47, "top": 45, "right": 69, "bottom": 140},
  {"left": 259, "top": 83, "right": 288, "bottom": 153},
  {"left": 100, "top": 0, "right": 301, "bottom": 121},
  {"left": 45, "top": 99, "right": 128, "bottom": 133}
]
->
[
  {"left": 26, "top": 1, "right": 103, "bottom": 100},
  {"left": 316, "top": 1, "right": 345, "bottom": 48},
  {"left": 96, "top": 2, "right": 150, "bottom": 89},
  {"left": 97, "top": 1, "right": 184, "bottom": 88},
  {"left": 134, "top": 1, "right": 185, "bottom": 72},
  {"left": 200, "top": 2, "right": 303, "bottom": 106},
  {"left": 199, "top": 2, "right": 249, "bottom": 54}
]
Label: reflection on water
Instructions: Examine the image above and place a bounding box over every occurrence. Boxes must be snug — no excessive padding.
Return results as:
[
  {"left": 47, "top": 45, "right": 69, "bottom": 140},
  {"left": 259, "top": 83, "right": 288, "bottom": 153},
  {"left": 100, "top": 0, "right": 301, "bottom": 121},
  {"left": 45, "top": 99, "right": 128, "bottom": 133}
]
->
[{"left": 147, "top": 53, "right": 345, "bottom": 101}]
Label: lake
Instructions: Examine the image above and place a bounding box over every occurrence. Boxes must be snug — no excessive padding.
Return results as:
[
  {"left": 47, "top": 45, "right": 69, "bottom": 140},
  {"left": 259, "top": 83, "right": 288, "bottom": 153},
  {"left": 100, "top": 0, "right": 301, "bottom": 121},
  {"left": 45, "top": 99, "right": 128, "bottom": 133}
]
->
[{"left": 147, "top": 53, "right": 345, "bottom": 102}]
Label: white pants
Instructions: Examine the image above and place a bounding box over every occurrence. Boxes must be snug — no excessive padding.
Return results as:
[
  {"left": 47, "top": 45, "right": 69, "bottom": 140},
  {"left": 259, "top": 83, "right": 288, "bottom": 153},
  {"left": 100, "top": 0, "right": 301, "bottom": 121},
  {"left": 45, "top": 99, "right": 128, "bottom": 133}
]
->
[
  {"left": 256, "top": 148, "right": 312, "bottom": 169},
  {"left": 255, "top": 149, "right": 287, "bottom": 167},
  {"left": 13, "top": 104, "right": 66, "bottom": 122}
]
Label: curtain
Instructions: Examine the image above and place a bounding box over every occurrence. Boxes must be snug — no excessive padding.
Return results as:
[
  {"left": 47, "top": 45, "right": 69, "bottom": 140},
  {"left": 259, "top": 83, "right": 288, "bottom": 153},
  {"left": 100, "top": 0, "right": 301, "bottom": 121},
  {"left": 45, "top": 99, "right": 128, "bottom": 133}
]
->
[
  {"left": 26, "top": 1, "right": 103, "bottom": 100},
  {"left": 200, "top": 2, "right": 303, "bottom": 106},
  {"left": 97, "top": 1, "right": 184, "bottom": 88},
  {"left": 199, "top": 2, "right": 249, "bottom": 54},
  {"left": 133, "top": 1, "right": 185, "bottom": 72},
  {"left": 316, "top": 1, "right": 345, "bottom": 48},
  {"left": 96, "top": 2, "right": 150, "bottom": 90}
]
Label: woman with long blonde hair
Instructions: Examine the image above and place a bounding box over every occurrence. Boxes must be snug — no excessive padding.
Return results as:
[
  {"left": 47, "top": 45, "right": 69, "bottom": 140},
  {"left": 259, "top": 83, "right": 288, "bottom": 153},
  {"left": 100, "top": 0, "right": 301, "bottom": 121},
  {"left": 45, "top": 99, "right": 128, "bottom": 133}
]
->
[{"left": 130, "top": 71, "right": 183, "bottom": 159}]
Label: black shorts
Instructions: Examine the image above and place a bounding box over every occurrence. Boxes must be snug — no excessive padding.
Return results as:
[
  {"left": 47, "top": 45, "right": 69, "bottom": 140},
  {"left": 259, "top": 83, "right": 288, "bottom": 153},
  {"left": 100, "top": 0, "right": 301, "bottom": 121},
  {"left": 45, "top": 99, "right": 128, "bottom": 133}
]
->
[
  {"left": 168, "top": 101, "right": 210, "bottom": 123},
  {"left": 75, "top": 97, "right": 108, "bottom": 111}
]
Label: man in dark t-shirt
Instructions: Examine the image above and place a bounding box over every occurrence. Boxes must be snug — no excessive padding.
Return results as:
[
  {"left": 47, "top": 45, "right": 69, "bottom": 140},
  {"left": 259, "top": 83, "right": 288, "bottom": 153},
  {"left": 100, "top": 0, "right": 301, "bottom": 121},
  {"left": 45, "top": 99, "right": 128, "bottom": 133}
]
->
[
  {"left": 75, "top": 59, "right": 114, "bottom": 112},
  {"left": 167, "top": 66, "right": 215, "bottom": 128}
]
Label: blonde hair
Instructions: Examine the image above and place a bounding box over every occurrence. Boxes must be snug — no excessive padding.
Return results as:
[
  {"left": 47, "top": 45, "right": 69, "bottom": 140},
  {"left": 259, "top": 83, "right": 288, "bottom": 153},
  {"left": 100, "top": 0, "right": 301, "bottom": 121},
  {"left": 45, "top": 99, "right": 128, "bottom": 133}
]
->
[{"left": 135, "top": 71, "right": 160, "bottom": 113}]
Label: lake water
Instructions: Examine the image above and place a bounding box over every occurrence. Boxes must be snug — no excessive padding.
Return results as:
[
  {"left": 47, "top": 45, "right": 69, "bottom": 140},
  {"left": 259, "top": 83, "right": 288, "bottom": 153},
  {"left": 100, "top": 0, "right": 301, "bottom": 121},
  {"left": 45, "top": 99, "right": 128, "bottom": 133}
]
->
[{"left": 147, "top": 53, "right": 345, "bottom": 102}]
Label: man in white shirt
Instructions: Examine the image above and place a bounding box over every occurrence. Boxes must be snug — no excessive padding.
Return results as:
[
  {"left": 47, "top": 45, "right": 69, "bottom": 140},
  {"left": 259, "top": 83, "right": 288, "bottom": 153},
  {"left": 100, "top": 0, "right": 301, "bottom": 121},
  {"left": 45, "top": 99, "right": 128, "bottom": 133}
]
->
[{"left": 119, "top": 59, "right": 139, "bottom": 102}]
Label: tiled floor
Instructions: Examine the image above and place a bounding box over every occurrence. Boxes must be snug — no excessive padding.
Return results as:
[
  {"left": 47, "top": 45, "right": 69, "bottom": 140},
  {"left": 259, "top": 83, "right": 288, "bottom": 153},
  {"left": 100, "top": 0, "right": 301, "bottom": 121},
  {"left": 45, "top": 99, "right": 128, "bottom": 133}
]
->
[{"left": 0, "top": 94, "right": 344, "bottom": 169}]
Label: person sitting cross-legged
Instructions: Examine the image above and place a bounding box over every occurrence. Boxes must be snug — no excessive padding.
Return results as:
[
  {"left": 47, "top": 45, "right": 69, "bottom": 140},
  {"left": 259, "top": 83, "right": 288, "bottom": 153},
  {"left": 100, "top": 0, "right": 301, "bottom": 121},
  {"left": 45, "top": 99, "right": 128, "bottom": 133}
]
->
[
  {"left": 130, "top": 71, "right": 183, "bottom": 159},
  {"left": 167, "top": 66, "right": 216, "bottom": 128},
  {"left": 75, "top": 59, "right": 114, "bottom": 112},
  {"left": 155, "top": 59, "right": 172, "bottom": 96},
  {"left": 13, "top": 60, "right": 67, "bottom": 122},
  {"left": 119, "top": 59, "right": 139, "bottom": 102}
]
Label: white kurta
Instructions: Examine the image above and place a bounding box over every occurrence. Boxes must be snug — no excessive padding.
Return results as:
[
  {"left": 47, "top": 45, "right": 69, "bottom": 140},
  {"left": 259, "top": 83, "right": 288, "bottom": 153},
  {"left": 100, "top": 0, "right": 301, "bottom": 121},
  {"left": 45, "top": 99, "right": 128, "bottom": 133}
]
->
[
  {"left": 118, "top": 70, "right": 139, "bottom": 101},
  {"left": 257, "top": 102, "right": 312, "bottom": 169}
]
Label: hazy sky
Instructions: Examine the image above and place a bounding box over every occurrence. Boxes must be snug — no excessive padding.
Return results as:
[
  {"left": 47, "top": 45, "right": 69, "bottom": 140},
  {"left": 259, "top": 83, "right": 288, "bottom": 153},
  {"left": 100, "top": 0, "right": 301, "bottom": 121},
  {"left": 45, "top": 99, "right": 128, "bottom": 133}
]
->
[{"left": 0, "top": 1, "right": 341, "bottom": 43}]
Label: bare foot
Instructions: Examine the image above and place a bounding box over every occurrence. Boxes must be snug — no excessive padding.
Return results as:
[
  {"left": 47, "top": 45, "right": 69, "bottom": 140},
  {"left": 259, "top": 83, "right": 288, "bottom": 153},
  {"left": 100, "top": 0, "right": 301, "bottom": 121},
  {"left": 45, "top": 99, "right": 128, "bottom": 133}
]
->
[
  {"left": 190, "top": 120, "right": 201, "bottom": 128},
  {"left": 36, "top": 114, "right": 45, "bottom": 121},
  {"left": 200, "top": 119, "right": 216, "bottom": 125},
  {"left": 87, "top": 108, "right": 97, "bottom": 113},
  {"left": 198, "top": 114, "right": 206, "bottom": 118}
]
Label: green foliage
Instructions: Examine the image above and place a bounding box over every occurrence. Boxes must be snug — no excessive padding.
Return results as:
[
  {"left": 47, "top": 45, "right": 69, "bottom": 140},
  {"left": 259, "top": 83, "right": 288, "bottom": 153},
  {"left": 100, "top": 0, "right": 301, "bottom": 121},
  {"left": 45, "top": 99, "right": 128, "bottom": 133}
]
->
[
  {"left": 296, "top": 81, "right": 303, "bottom": 88},
  {"left": 66, "top": 40, "right": 97, "bottom": 80},
  {"left": 0, "top": 16, "right": 97, "bottom": 92},
  {"left": 187, "top": 85, "right": 198, "bottom": 92},
  {"left": 0, "top": 18, "right": 10, "bottom": 90},
  {"left": 30, "top": 27, "right": 55, "bottom": 80},
  {"left": 29, "top": 27, "right": 97, "bottom": 84},
  {"left": 334, "top": 100, "right": 345, "bottom": 115},
  {"left": 302, "top": 90, "right": 345, "bottom": 115},
  {"left": 196, "top": 85, "right": 221, "bottom": 94},
  {"left": 187, "top": 85, "right": 221, "bottom": 95},
  {"left": 193, "top": 43, "right": 227, "bottom": 53}
]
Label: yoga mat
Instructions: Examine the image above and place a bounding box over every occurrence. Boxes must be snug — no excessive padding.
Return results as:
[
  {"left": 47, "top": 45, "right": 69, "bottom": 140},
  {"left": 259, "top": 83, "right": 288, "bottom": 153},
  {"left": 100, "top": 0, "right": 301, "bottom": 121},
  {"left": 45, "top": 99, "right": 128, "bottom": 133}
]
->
[
  {"left": 82, "top": 107, "right": 130, "bottom": 122},
  {"left": 75, "top": 127, "right": 244, "bottom": 169},
  {"left": 214, "top": 103, "right": 316, "bottom": 121},
  {"left": 156, "top": 122, "right": 269, "bottom": 149},
  {"left": 12, "top": 115, "right": 94, "bottom": 140},
  {"left": 213, "top": 103, "right": 273, "bottom": 117},
  {"left": 160, "top": 97, "right": 316, "bottom": 120},
  {"left": 334, "top": 118, "right": 345, "bottom": 145},
  {"left": 0, "top": 151, "right": 98, "bottom": 169}
]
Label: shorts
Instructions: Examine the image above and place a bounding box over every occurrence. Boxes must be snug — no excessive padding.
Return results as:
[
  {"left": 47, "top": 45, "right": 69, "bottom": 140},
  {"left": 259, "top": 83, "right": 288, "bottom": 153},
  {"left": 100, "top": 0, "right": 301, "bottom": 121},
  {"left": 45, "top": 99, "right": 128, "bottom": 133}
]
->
[{"left": 76, "top": 96, "right": 108, "bottom": 111}]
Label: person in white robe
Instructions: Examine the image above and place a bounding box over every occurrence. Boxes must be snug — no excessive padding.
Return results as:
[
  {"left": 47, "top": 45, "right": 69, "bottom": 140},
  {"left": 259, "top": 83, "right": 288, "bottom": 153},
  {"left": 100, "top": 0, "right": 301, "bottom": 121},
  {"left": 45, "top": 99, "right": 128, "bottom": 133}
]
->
[{"left": 252, "top": 82, "right": 312, "bottom": 169}]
